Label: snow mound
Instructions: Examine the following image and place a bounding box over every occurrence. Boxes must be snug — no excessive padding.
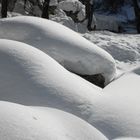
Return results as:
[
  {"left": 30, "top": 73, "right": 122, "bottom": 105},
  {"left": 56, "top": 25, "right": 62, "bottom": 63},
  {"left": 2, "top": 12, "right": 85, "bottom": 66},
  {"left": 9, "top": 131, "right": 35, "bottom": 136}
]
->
[
  {"left": 83, "top": 31, "right": 140, "bottom": 73},
  {"left": 88, "top": 71, "right": 140, "bottom": 139},
  {"left": 113, "top": 138, "right": 140, "bottom": 140},
  {"left": 0, "top": 39, "right": 102, "bottom": 122},
  {"left": 0, "top": 16, "right": 116, "bottom": 84},
  {"left": 0, "top": 101, "right": 108, "bottom": 140}
]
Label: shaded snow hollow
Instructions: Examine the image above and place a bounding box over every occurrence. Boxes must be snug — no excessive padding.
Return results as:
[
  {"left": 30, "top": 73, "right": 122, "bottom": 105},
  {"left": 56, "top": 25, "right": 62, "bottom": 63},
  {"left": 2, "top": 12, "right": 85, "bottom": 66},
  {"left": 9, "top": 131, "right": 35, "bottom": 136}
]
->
[{"left": 0, "top": 16, "right": 116, "bottom": 85}]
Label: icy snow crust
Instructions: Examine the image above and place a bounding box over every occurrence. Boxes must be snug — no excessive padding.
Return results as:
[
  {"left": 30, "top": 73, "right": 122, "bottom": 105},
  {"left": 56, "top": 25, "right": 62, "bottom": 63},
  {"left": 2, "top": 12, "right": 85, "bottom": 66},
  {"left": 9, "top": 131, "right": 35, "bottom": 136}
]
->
[
  {"left": 0, "top": 101, "right": 108, "bottom": 140},
  {"left": 0, "top": 16, "right": 116, "bottom": 84}
]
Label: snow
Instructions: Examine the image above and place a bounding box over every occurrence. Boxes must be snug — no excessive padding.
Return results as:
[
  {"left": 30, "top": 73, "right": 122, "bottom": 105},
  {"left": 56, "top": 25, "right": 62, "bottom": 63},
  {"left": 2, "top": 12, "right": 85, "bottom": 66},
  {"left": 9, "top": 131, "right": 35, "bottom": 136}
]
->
[
  {"left": 58, "top": 0, "right": 86, "bottom": 21},
  {"left": 0, "top": 3, "right": 140, "bottom": 139},
  {"left": 87, "top": 70, "right": 140, "bottom": 139},
  {"left": 0, "top": 101, "right": 108, "bottom": 140},
  {"left": 0, "top": 16, "right": 116, "bottom": 84},
  {"left": 58, "top": 0, "right": 84, "bottom": 13},
  {"left": 0, "top": 39, "right": 103, "bottom": 121},
  {"left": 113, "top": 138, "right": 140, "bottom": 140},
  {"left": 3, "top": 39, "right": 140, "bottom": 139},
  {"left": 83, "top": 31, "right": 140, "bottom": 74}
]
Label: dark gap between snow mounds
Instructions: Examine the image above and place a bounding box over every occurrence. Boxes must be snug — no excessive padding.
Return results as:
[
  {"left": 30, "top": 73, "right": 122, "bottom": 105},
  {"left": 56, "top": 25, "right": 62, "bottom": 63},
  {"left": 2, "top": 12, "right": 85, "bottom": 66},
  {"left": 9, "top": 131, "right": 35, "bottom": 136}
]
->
[{"left": 73, "top": 72, "right": 105, "bottom": 88}]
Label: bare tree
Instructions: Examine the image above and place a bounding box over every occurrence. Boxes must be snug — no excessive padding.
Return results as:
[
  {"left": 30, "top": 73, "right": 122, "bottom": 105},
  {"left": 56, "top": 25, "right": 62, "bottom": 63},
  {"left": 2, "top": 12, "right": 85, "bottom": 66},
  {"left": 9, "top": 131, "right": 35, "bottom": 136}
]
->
[
  {"left": 1, "top": 0, "right": 8, "bottom": 18},
  {"left": 85, "top": 0, "right": 96, "bottom": 31},
  {"left": 41, "top": 0, "right": 50, "bottom": 19}
]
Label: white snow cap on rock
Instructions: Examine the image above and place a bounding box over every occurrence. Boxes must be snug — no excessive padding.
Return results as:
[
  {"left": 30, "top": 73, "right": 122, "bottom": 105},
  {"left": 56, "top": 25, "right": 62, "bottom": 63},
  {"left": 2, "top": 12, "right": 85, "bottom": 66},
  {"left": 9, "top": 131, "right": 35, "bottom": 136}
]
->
[
  {"left": 0, "top": 39, "right": 102, "bottom": 121},
  {"left": 112, "top": 138, "right": 140, "bottom": 140},
  {"left": 58, "top": 0, "right": 84, "bottom": 13},
  {"left": 0, "top": 101, "right": 108, "bottom": 140},
  {"left": 0, "top": 16, "right": 116, "bottom": 85},
  {"left": 88, "top": 69, "right": 140, "bottom": 139},
  {"left": 50, "top": 0, "right": 58, "bottom": 6}
]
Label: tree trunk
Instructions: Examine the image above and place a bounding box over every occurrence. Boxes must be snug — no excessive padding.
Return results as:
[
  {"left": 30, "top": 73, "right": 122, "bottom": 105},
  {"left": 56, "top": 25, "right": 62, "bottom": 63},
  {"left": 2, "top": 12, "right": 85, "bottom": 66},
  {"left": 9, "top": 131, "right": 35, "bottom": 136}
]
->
[
  {"left": 85, "top": 0, "right": 96, "bottom": 31},
  {"left": 24, "top": 0, "right": 27, "bottom": 9},
  {"left": 41, "top": 0, "right": 50, "bottom": 19},
  {"left": 132, "top": 0, "right": 140, "bottom": 33},
  {"left": 1, "top": 0, "right": 8, "bottom": 18}
]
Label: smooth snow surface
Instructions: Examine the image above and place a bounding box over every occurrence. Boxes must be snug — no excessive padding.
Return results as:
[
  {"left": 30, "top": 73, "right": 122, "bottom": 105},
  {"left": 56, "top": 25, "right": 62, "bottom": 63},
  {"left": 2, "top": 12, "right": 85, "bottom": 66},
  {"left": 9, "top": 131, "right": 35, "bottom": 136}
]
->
[
  {"left": 113, "top": 138, "right": 140, "bottom": 140},
  {"left": 0, "top": 39, "right": 102, "bottom": 121},
  {"left": 0, "top": 101, "right": 108, "bottom": 140},
  {"left": 88, "top": 70, "right": 140, "bottom": 139},
  {"left": 0, "top": 16, "right": 116, "bottom": 84}
]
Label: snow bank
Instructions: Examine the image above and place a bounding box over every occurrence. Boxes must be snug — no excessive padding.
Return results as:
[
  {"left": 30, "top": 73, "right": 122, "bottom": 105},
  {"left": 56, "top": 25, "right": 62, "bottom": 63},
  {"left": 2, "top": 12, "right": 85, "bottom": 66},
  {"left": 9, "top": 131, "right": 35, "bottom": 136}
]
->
[
  {"left": 113, "top": 138, "right": 140, "bottom": 140},
  {"left": 0, "top": 16, "right": 116, "bottom": 84},
  {"left": 83, "top": 31, "right": 140, "bottom": 73},
  {"left": 0, "top": 101, "right": 108, "bottom": 140},
  {"left": 58, "top": 0, "right": 85, "bottom": 21},
  {"left": 87, "top": 70, "right": 140, "bottom": 139},
  {"left": 0, "top": 39, "right": 102, "bottom": 121}
]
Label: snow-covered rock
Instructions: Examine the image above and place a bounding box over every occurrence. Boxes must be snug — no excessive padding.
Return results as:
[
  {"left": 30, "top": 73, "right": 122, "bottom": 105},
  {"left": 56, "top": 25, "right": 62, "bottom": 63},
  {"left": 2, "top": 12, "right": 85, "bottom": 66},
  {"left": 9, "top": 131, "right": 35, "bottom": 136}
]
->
[
  {"left": 1, "top": 39, "right": 140, "bottom": 139},
  {"left": 112, "top": 138, "right": 140, "bottom": 140},
  {"left": 0, "top": 101, "right": 108, "bottom": 140},
  {"left": 0, "top": 16, "right": 116, "bottom": 85},
  {"left": 87, "top": 69, "right": 140, "bottom": 139},
  {"left": 58, "top": 0, "right": 84, "bottom": 13},
  {"left": 50, "top": 0, "right": 58, "bottom": 6},
  {"left": 0, "top": 39, "right": 102, "bottom": 121}
]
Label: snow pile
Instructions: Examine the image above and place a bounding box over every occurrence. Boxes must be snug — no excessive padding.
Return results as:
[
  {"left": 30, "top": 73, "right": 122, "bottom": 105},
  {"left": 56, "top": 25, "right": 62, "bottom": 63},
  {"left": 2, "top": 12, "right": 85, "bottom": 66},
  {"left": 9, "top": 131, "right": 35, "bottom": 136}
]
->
[
  {"left": 0, "top": 16, "right": 116, "bottom": 85},
  {"left": 51, "top": 9, "right": 77, "bottom": 31},
  {"left": 58, "top": 0, "right": 85, "bottom": 21},
  {"left": 3, "top": 39, "right": 140, "bottom": 139},
  {"left": 83, "top": 31, "right": 140, "bottom": 73},
  {"left": 113, "top": 138, "right": 140, "bottom": 140},
  {"left": 50, "top": 0, "right": 58, "bottom": 6},
  {"left": 0, "top": 39, "right": 102, "bottom": 120},
  {"left": 0, "top": 101, "right": 108, "bottom": 140},
  {"left": 87, "top": 69, "right": 140, "bottom": 139}
]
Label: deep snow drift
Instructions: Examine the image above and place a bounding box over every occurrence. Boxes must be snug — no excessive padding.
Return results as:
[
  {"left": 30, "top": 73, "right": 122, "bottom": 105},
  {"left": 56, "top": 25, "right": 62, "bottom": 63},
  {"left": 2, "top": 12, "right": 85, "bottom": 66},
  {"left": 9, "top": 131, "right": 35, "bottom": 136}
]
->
[
  {"left": 0, "top": 16, "right": 116, "bottom": 85},
  {"left": 1, "top": 39, "right": 140, "bottom": 139},
  {"left": 0, "top": 101, "right": 108, "bottom": 140},
  {"left": 88, "top": 68, "right": 140, "bottom": 139},
  {"left": 0, "top": 39, "right": 102, "bottom": 121},
  {"left": 113, "top": 138, "right": 140, "bottom": 140}
]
